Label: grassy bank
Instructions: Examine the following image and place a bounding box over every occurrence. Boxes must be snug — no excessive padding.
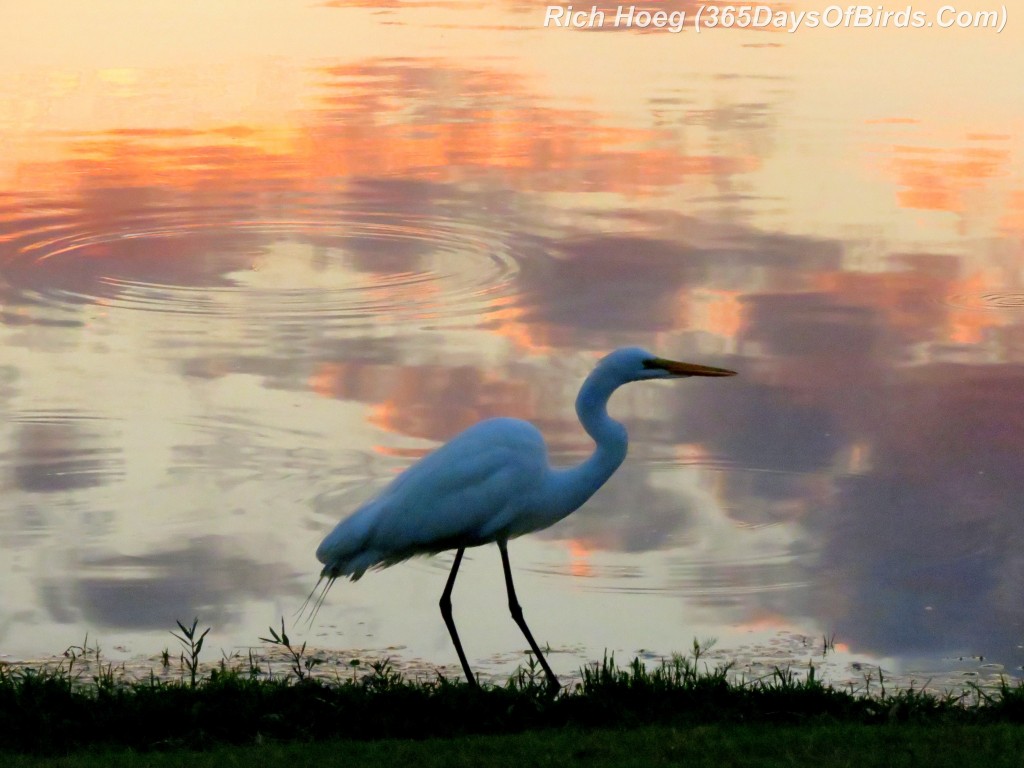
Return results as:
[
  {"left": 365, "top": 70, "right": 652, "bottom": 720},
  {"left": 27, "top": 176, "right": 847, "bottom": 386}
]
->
[
  {"left": 2, "top": 621, "right": 1022, "bottom": 758},
  {"left": 7, "top": 725, "right": 1024, "bottom": 768}
]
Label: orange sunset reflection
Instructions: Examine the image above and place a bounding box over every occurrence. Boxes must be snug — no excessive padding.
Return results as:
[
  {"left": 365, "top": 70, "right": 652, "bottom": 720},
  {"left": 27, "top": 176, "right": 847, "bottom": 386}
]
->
[
  {"left": 567, "top": 538, "right": 594, "bottom": 578},
  {"left": 310, "top": 61, "right": 756, "bottom": 194},
  {"left": 889, "top": 141, "right": 1011, "bottom": 214},
  {"left": 365, "top": 363, "right": 535, "bottom": 440},
  {"left": 2, "top": 0, "right": 1024, "bottom": 684},
  {"left": 6, "top": 58, "right": 758, "bottom": 225}
]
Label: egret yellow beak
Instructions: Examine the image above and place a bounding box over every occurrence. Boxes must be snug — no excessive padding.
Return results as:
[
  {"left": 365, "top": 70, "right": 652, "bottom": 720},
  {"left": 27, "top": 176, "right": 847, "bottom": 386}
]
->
[{"left": 644, "top": 358, "right": 737, "bottom": 377}]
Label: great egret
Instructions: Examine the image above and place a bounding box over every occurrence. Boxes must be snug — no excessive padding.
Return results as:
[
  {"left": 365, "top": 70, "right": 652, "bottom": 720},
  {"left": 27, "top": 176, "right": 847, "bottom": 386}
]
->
[{"left": 311, "top": 347, "right": 736, "bottom": 688}]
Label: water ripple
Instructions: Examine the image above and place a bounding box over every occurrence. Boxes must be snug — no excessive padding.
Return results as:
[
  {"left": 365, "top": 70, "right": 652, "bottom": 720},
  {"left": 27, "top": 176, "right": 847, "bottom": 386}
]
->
[
  {"left": 1, "top": 207, "right": 519, "bottom": 328},
  {"left": 942, "top": 292, "right": 1024, "bottom": 311},
  {"left": 2, "top": 412, "right": 123, "bottom": 493}
]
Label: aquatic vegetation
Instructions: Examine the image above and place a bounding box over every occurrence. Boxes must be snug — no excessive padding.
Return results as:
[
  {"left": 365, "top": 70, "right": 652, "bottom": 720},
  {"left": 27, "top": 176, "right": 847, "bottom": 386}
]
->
[
  {"left": 258, "top": 618, "right": 323, "bottom": 682},
  {"left": 171, "top": 618, "right": 210, "bottom": 690},
  {"left": 0, "top": 620, "right": 1022, "bottom": 754}
]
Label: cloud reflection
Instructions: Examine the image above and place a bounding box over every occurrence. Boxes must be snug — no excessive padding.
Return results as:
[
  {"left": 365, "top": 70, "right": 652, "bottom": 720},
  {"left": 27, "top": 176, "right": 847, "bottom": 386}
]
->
[
  {"left": 2, "top": 35, "right": 1023, "bottom": 678},
  {"left": 10, "top": 418, "right": 122, "bottom": 493},
  {"left": 813, "top": 363, "right": 1024, "bottom": 656},
  {"left": 37, "top": 537, "right": 294, "bottom": 629}
]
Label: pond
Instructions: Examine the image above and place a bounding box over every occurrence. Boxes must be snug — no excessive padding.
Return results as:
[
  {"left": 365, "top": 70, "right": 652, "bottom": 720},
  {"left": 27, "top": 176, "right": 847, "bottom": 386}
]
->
[{"left": 1, "top": 1, "right": 1022, "bottom": 691}]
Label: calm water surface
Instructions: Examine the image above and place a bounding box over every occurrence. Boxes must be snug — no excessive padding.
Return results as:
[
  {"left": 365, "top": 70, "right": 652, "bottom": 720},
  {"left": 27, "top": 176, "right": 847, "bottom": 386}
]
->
[{"left": 2, "top": 2, "right": 1023, "bottom": 688}]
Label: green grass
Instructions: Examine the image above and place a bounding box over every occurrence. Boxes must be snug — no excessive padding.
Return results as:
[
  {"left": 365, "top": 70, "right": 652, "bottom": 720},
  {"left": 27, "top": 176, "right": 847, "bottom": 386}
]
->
[
  {"left": 2, "top": 622, "right": 1022, "bottom": 759},
  {"left": 6, "top": 725, "right": 1024, "bottom": 768}
]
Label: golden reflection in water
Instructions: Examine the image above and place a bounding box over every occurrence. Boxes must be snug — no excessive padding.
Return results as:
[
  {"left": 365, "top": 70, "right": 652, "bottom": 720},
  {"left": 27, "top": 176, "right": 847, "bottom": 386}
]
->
[
  {"left": 484, "top": 300, "right": 560, "bottom": 354},
  {"left": 688, "top": 289, "right": 745, "bottom": 341},
  {"left": 566, "top": 539, "right": 594, "bottom": 578},
  {"left": 886, "top": 139, "right": 1013, "bottom": 216}
]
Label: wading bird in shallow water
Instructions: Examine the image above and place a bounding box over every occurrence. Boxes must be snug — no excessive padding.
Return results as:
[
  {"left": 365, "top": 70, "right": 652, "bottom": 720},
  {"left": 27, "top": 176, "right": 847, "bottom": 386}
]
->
[{"left": 309, "top": 347, "right": 736, "bottom": 689}]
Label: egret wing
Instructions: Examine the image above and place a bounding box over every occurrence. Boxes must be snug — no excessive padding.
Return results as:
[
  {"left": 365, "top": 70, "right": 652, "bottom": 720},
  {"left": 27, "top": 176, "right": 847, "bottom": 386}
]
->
[
  {"left": 316, "top": 417, "right": 551, "bottom": 576},
  {"left": 368, "top": 417, "right": 549, "bottom": 552}
]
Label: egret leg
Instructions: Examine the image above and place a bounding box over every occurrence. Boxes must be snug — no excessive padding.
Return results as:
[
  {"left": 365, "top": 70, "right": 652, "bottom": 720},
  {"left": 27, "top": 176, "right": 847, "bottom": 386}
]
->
[
  {"left": 439, "top": 547, "right": 477, "bottom": 687},
  {"left": 498, "top": 541, "right": 560, "bottom": 690}
]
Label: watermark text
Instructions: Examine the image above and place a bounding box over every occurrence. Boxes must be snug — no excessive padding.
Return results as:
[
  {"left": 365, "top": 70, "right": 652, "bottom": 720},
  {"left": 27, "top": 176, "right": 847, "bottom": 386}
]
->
[{"left": 542, "top": 5, "right": 1008, "bottom": 34}]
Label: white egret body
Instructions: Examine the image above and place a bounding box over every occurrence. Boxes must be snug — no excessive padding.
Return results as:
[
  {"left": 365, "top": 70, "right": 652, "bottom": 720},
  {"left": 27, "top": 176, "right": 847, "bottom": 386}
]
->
[{"left": 313, "top": 347, "right": 736, "bottom": 687}]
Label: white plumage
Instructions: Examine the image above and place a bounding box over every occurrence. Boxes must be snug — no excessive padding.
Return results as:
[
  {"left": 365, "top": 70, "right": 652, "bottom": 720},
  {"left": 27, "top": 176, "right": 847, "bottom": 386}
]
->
[
  {"left": 310, "top": 347, "right": 736, "bottom": 688},
  {"left": 316, "top": 418, "right": 552, "bottom": 577}
]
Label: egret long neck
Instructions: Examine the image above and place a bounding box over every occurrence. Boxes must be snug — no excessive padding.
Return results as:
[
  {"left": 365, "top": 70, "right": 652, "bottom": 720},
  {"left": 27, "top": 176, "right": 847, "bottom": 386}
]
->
[{"left": 546, "top": 367, "right": 629, "bottom": 517}]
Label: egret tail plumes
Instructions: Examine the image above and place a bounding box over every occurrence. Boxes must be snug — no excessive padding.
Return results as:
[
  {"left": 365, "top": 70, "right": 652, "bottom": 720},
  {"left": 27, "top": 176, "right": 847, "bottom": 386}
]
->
[{"left": 312, "top": 347, "right": 736, "bottom": 686}]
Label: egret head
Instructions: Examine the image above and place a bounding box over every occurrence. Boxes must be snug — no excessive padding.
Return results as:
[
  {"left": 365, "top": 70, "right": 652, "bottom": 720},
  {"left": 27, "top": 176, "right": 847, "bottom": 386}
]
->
[{"left": 597, "top": 346, "right": 737, "bottom": 382}]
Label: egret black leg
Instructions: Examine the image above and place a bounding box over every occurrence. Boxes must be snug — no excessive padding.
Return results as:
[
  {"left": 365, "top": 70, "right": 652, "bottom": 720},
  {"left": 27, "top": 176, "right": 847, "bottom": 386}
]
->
[
  {"left": 498, "top": 541, "right": 560, "bottom": 690},
  {"left": 439, "top": 547, "right": 477, "bottom": 687}
]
